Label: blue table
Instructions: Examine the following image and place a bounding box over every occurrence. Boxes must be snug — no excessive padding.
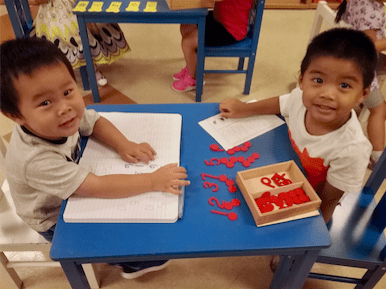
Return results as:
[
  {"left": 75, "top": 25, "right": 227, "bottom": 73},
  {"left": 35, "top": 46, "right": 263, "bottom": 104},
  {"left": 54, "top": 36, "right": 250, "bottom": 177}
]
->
[
  {"left": 50, "top": 103, "right": 331, "bottom": 289},
  {"left": 73, "top": 0, "right": 208, "bottom": 102}
]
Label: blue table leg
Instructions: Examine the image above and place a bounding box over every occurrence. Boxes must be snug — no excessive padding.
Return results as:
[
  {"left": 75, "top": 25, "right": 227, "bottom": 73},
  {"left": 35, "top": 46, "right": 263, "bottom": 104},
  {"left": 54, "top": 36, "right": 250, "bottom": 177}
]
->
[
  {"left": 271, "top": 250, "right": 320, "bottom": 289},
  {"left": 195, "top": 16, "right": 205, "bottom": 103},
  {"left": 77, "top": 17, "right": 100, "bottom": 103},
  {"left": 60, "top": 261, "right": 91, "bottom": 289}
]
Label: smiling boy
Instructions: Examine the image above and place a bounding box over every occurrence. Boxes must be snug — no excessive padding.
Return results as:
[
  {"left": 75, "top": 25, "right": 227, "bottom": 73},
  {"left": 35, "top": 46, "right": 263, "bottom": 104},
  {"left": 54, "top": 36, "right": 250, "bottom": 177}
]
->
[{"left": 219, "top": 28, "right": 376, "bottom": 223}]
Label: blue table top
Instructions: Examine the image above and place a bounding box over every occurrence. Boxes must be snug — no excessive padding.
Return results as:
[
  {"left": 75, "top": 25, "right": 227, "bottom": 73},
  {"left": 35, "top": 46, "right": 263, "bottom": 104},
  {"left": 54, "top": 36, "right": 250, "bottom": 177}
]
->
[{"left": 50, "top": 103, "right": 331, "bottom": 263}]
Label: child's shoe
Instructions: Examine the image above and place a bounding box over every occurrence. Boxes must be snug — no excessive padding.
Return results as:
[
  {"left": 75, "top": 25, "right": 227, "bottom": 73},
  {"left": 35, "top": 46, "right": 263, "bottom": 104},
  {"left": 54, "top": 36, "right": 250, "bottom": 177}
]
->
[
  {"left": 95, "top": 70, "right": 108, "bottom": 86},
  {"left": 173, "top": 66, "right": 188, "bottom": 81},
  {"left": 172, "top": 73, "right": 196, "bottom": 92},
  {"left": 120, "top": 260, "right": 170, "bottom": 279}
]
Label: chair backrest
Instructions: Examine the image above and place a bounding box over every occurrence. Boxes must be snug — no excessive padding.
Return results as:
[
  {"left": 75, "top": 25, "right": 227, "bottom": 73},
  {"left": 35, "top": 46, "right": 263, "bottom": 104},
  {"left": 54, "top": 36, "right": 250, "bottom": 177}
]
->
[
  {"left": 309, "top": 1, "right": 351, "bottom": 43},
  {"left": 248, "top": 0, "right": 265, "bottom": 48},
  {"left": 4, "top": 0, "right": 34, "bottom": 38},
  {"left": 363, "top": 147, "right": 386, "bottom": 196}
]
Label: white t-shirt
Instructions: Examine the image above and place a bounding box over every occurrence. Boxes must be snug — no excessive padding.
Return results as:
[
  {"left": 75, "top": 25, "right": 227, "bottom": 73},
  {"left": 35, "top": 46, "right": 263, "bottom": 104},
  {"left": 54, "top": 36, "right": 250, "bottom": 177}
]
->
[
  {"left": 5, "top": 109, "right": 100, "bottom": 232},
  {"left": 279, "top": 87, "right": 372, "bottom": 194}
]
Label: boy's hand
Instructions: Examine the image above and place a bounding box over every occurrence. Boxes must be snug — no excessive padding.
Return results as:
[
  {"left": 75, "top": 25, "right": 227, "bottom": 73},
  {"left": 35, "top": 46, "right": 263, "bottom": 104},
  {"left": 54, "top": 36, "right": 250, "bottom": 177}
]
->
[
  {"left": 150, "top": 163, "right": 190, "bottom": 195},
  {"left": 117, "top": 142, "right": 156, "bottom": 164},
  {"left": 219, "top": 99, "right": 248, "bottom": 118}
]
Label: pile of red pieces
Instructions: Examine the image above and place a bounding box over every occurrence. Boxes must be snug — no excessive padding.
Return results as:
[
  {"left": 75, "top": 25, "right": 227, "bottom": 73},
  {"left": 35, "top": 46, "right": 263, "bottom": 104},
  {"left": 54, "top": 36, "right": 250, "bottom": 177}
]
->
[{"left": 254, "top": 188, "right": 311, "bottom": 213}]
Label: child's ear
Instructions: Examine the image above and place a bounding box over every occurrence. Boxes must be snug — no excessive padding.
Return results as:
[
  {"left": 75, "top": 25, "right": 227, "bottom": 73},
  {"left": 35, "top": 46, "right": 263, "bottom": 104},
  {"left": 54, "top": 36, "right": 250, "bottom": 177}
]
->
[
  {"left": 298, "top": 74, "right": 304, "bottom": 90},
  {"left": 3, "top": 112, "right": 26, "bottom": 126},
  {"left": 357, "top": 87, "right": 371, "bottom": 104}
]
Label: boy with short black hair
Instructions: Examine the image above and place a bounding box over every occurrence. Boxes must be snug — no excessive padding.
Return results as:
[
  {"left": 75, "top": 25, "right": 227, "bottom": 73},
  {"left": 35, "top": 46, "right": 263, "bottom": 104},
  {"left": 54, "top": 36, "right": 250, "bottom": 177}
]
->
[{"left": 1, "top": 37, "right": 190, "bottom": 278}]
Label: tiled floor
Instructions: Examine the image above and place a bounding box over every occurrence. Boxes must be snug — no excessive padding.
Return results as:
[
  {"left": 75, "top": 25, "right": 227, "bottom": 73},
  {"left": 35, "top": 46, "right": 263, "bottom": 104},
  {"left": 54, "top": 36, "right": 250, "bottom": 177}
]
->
[{"left": 1, "top": 4, "right": 386, "bottom": 289}]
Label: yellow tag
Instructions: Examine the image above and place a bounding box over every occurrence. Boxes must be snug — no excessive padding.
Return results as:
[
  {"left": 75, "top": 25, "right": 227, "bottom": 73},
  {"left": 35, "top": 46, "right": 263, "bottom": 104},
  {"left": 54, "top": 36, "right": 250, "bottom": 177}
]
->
[
  {"left": 88, "top": 1, "right": 104, "bottom": 12},
  {"left": 144, "top": 1, "right": 157, "bottom": 12},
  {"left": 126, "top": 1, "right": 140, "bottom": 11},
  {"left": 106, "top": 2, "right": 122, "bottom": 13},
  {"left": 73, "top": 1, "right": 89, "bottom": 12}
]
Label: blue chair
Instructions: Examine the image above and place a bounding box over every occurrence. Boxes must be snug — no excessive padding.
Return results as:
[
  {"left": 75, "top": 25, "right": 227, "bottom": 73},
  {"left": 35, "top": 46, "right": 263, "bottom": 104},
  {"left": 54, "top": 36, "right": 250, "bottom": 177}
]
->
[
  {"left": 201, "top": 0, "right": 265, "bottom": 95},
  {"left": 308, "top": 148, "right": 386, "bottom": 288},
  {"left": 4, "top": 0, "right": 90, "bottom": 91}
]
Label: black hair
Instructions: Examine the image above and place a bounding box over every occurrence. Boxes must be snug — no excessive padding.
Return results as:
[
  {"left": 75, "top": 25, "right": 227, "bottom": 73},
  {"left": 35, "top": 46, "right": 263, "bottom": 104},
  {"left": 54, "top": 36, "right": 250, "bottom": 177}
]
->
[
  {"left": 301, "top": 28, "right": 377, "bottom": 88},
  {"left": 335, "top": 0, "right": 347, "bottom": 23},
  {"left": 0, "top": 37, "right": 76, "bottom": 117}
]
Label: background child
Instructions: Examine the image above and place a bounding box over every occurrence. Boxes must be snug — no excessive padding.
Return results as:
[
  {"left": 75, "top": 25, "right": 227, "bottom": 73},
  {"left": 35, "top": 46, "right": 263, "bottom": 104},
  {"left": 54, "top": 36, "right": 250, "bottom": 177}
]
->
[
  {"left": 335, "top": 0, "right": 386, "bottom": 168},
  {"left": 1, "top": 37, "right": 189, "bottom": 279},
  {"left": 173, "top": 0, "right": 253, "bottom": 92},
  {"left": 30, "top": 0, "right": 130, "bottom": 86},
  {"left": 219, "top": 28, "right": 376, "bottom": 224}
]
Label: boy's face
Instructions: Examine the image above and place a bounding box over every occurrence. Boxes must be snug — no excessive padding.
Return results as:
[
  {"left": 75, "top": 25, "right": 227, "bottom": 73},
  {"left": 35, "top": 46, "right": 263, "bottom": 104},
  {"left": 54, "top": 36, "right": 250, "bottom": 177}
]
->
[
  {"left": 10, "top": 62, "right": 85, "bottom": 140},
  {"left": 299, "top": 56, "right": 369, "bottom": 133}
]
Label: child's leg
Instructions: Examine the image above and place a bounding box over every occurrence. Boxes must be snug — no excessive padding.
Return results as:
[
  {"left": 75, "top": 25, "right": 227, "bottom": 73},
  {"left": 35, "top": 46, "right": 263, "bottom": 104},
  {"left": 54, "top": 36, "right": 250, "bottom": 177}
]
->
[{"left": 181, "top": 29, "right": 199, "bottom": 79}]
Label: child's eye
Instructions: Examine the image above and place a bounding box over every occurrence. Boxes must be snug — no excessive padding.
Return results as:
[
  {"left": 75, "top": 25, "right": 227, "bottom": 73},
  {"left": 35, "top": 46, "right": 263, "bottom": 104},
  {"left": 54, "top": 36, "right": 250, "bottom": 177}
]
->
[
  {"left": 40, "top": 100, "right": 51, "bottom": 106},
  {"left": 313, "top": 78, "right": 323, "bottom": 84},
  {"left": 64, "top": 90, "right": 71, "bottom": 96},
  {"left": 340, "top": 83, "right": 350, "bottom": 89}
]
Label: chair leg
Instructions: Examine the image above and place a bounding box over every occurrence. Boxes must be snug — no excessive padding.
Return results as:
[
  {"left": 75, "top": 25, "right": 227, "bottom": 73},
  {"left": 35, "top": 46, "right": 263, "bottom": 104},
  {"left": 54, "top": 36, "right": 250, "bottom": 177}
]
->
[
  {"left": 243, "top": 55, "right": 256, "bottom": 95},
  {"left": 0, "top": 252, "right": 22, "bottom": 289},
  {"left": 357, "top": 264, "right": 386, "bottom": 289},
  {"left": 80, "top": 66, "right": 90, "bottom": 91},
  {"left": 83, "top": 263, "right": 100, "bottom": 289},
  {"left": 238, "top": 57, "right": 245, "bottom": 70}
]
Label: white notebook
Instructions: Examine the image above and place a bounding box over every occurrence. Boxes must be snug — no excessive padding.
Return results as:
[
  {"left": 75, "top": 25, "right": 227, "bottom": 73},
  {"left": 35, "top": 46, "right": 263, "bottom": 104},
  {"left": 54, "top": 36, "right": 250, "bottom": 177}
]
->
[{"left": 63, "top": 112, "right": 182, "bottom": 223}]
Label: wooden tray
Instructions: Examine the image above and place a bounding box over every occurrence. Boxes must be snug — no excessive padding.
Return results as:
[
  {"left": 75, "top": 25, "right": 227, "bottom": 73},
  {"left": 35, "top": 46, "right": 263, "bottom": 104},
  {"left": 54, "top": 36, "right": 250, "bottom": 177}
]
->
[{"left": 236, "top": 161, "right": 321, "bottom": 226}]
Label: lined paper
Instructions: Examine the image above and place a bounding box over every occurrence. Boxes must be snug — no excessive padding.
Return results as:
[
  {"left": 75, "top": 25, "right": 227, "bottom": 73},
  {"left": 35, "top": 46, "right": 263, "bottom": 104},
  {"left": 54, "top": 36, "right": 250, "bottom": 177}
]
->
[{"left": 63, "top": 112, "right": 182, "bottom": 223}]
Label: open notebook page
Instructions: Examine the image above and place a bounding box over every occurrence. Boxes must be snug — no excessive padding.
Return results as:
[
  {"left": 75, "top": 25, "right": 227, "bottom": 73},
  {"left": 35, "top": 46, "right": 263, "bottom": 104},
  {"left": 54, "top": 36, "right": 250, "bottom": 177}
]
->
[{"left": 63, "top": 112, "right": 182, "bottom": 223}]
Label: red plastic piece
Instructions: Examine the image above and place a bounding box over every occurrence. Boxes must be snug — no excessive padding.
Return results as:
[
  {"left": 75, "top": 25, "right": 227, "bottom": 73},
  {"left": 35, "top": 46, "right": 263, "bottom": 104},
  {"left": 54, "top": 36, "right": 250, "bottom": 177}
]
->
[
  {"left": 237, "top": 156, "right": 245, "bottom": 163},
  {"left": 244, "top": 141, "right": 252, "bottom": 147},
  {"left": 210, "top": 144, "right": 224, "bottom": 152},
  {"left": 241, "top": 145, "right": 248, "bottom": 152},
  {"left": 204, "top": 158, "right": 220, "bottom": 166},
  {"left": 231, "top": 198, "right": 241, "bottom": 207},
  {"left": 228, "top": 212, "right": 238, "bottom": 221},
  {"left": 233, "top": 146, "right": 241, "bottom": 152},
  {"left": 223, "top": 202, "right": 233, "bottom": 210},
  {"left": 220, "top": 157, "right": 229, "bottom": 164},
  {"left": 229, "top": 156, "right": 237, "bottom": 163},
  {"left": 225, "top": 179, "right": 235, "bottom": 186},
  {"left": 247, "top": 156, "right": 255, "bottom": 163},
  {"left": 203, "top": 182, "right": 219, "bottom": 192},
  {"left": 226, "top": 149, "right": 235, "bottom": 155},
  {"left": 251, "top": 152, "right": 260, "bottom": 159},
  {"left": 271, "top": 173, "right": 292, "bottom": 186},
  {"left": 228, "top": 185, "right": 237, "bottom": 193},
  {"left": 208, "top": 197, "right": 224, "bottom": 208},
  {"left": 201, "top": 173, "right": 219, "bottom": 181},
  {"left": 226, "top": 162, "right": 234, "bottom": 168},
  {"left": 242, "top": 161, "right": 251, "bottom": 167},
  {"left": 219, "top": 174, "right": 228, "bottom": 182},
  {"left": 211, "top": 210, "right": 228, "bottom": 216},
  {"left": 261, "top": 177, "right": 275, "bottom": 188}
]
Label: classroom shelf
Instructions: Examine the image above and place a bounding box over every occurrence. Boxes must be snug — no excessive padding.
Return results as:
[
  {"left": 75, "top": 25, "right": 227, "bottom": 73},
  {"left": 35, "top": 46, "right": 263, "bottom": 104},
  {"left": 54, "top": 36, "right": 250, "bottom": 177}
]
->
[{"left": 265, "top": 0, "right": 341, "bottom": 9}]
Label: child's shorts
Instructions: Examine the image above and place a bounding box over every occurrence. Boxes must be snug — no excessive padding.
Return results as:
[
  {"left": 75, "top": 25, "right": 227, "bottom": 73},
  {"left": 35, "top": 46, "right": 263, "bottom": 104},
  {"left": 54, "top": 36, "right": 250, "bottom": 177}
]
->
[
  {"left": 204, "top": 12, "right": 238, "bottom": 47},
  {"left": 363, "top": 89, "right": 384, "bottom": 109}
]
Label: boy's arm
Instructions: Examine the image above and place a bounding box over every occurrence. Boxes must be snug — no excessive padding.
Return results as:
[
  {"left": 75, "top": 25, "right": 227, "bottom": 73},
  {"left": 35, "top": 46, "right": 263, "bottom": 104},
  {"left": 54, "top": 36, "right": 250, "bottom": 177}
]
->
[
  {"left": 75, "top": 163, "right": 190, "bottom": 198},
  {"left": 91, "top": 116, "right": 156, "bottom": 164},
  {"left": 363, "top": 29, "right": 386, "bottom": 53},
  {"left": 219, "top": 96, "right": 281, "bottom": 118},
  {"left": 317, "top": 181, "right": 344, "bottom": 223}
]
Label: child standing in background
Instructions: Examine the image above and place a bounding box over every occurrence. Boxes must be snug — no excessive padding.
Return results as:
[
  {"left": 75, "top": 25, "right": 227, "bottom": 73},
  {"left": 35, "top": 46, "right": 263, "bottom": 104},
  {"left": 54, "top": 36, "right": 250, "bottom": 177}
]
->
[
  {"left": 220, "top": 28, "right": 376, "bottom": 223},
  {"left": 30, "top": 0, "right": 130, "bottom": 86},
  {"left": 1, "top": 37, "right": 189, "bottom": 279},
  {"left": 173, "top": 0, "right": 254, "bottom": 92},
  {"left": 335, "top": 0, "right": 386, "bottom": 168}
]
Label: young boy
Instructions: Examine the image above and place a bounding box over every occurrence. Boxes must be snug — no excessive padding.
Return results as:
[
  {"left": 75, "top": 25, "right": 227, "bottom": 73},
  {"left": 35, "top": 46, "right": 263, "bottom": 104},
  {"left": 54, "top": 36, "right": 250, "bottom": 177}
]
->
[
  {"left": 219, "top": 28, "right": 376, "bottom": 224},
  {"left": 0, "top": 37, "right": 190, "bottom": 278}
]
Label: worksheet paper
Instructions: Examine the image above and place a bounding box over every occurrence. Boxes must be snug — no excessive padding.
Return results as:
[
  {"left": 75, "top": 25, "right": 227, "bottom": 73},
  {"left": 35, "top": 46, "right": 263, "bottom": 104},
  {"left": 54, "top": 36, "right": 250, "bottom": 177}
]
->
[
  {"left": 63, "top": 112, "right": 182, "bottom": 223},
  {"left": 198, "top": 108, "right": 285, "bottom": 150}
]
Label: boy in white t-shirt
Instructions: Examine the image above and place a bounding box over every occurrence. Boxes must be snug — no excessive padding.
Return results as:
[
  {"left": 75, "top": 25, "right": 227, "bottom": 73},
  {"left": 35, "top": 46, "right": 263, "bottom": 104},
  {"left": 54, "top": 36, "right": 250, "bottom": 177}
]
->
[
  {"left": 219, "top": 28, "right": 376, "bottom": 223},
  {"left": 1, "top": 37, "right": 190, "bottom": 279}
]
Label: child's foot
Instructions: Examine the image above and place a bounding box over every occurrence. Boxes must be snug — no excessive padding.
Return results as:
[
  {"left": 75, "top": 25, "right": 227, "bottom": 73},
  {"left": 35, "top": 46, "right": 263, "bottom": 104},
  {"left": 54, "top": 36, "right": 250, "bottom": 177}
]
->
[
  {"left": 120, "top": 260, "right": 170, "bottom": 279},
  {"left": 95, "top": 70, "right": 108, "bottom": 86},
  {"left": 173, "top": 66, "right": 188, "bottom": 81},
  {"left": 172, "top": 73, "right": 196, "bottom": 92},
  {"left": 270, "top": 255, "right": 281, "bottom": 273}
]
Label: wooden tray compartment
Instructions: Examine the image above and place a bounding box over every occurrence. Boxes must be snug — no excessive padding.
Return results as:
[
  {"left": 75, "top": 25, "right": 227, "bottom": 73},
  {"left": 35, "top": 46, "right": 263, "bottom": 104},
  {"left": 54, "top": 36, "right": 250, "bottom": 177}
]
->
[{"left": 236, "top": 161, "right": 321, "bottom": 226}]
